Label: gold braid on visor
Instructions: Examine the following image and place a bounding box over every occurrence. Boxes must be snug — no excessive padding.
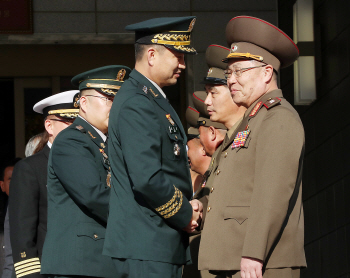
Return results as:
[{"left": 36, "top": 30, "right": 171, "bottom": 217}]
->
[
  {"left": 151, "top": 39, "right": 190, "bottom": 46},
  {"left": 48, "top": 109, "right": 79, "bottom": 115},
  {"left": 226, "top": 52, "right": 264, "bottom": 62}
]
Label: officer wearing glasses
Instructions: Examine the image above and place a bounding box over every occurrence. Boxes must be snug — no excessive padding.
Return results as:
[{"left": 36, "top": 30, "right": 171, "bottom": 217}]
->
[
  {"left": 198, "top": 16, "right": 306, "bottom": 278},
  {"left": 41, "top": 65, "right": 131, "bottom": 278},
  {"left": 10, "top": 90, "right": 79, "bottom": 278}
]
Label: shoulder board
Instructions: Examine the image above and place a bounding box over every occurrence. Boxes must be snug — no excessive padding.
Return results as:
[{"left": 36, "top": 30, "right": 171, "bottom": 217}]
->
[
  {"left": 75, "top": 125, "right": 86, "bottom": 133},
  {"left": 263, "top": 97, "right": 281, "bottom": 109}
]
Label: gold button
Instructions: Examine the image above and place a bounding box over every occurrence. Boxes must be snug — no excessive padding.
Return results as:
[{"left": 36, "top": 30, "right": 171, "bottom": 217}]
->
[
  {"left": 175, "top": 135, "right": 178, "bottom": 139},
  {"left": 94, "top": 234, "right": 98, "bottom": 239},
  {"left": 224, "top": 152, "right": 228, "bottom": 158},
  {"left": 216, "top": 169, "right": 221, "bottom": 175},
  {"left": 207, "top": 206, "right": 211, "bottom": 212},
  {"left": 210, "top": 187, "right": 214, "bottom": 193}
]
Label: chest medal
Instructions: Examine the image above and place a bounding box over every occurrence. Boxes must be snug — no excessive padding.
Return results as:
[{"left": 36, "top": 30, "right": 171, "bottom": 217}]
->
[
  {"left": 174, "top": 143, "right": 181, "bottom": 156},
  {"left": 232, "top": 130, "right": 251, "bottom": 149}
]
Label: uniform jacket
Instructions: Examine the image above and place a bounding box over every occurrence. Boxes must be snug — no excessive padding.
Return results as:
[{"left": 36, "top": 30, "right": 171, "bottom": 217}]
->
[
  {"left": 103, "top": 69, "right": 193, "bottom": 265},
  {"left": 40, "top": 117, "right": 116, "bottom": 277},
  {"left": 9, "top": 145, "right": 49, "bottom": 278},
  {"left": 198, "top": 90, "right": 306, "bottom": 271}
]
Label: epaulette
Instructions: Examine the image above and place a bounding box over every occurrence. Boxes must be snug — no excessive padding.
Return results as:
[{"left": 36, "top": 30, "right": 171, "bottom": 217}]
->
[
  {"left": 263, "top": 97, "right": 281, "bottom": 109},
  {"left": 75, "top": 125, "right": 86, "bottom": 133}
]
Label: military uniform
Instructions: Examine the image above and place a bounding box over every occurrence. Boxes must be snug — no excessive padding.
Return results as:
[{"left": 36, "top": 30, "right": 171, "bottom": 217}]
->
[
  {"left": 40, "top": 66, "right": 131, "bottom": 278},
  {"left": 198, "top": 16, "right": 307, "bottom": 277},
  {"left": 183, "top": 89, "right": 227, "bottom": 278},
  {"left": 103, "top": 15, "right": 197, "bottom": 278},
  {"left": 104, "top": 69, "right": 193, "bottom": 265},
  {"left": 9, "top": 91, "right": 79, "bottom": 278}
]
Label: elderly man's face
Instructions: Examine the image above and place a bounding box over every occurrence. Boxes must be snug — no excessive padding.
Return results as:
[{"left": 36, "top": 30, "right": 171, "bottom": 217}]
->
[{"left": 226, "top": 59, "right": 267, "bottom": 108}]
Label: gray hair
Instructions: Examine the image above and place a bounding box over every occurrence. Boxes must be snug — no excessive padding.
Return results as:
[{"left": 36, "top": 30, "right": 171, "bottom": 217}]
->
[{"left": 25, "top": 133, "right": 42, "bottom": 157}]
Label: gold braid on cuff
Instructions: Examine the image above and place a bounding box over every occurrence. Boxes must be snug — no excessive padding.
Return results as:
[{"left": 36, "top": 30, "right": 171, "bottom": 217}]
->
[
  {"left": 14, "top": 257, "right": 41, "bottom": 278},
  {"left": 155, "top": 185, "right": 183, "bottom": 218}
]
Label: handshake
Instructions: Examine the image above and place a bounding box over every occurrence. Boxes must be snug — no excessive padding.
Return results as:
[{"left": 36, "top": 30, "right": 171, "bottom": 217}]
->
[{"left": 183, "top": 199, "right": 203, "bottom": 233}]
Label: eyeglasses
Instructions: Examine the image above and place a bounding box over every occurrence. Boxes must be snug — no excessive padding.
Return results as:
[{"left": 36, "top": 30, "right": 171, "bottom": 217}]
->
[
  {"left": 85, "top": 95, "right": 114, "bottom": 107},
  {"left": 50, "top": 118, "right": 75, "bottom": 125},
  {"left": 224, "top": 64, "right": 266, "bottom": 79}
]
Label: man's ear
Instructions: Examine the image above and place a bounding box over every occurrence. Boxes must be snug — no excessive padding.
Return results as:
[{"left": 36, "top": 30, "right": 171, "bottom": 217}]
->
[
  {"left": 79, "top": 95, "right": 88, "bottom": 112},
  {"left": 44, "top": 118, "right": 54, "bottom": 137},
  {"left": 209, "top": 126, "right": 216, "bottom": 141},
  {"left": 263, "top": 64, "right": 274, "bottom": 83},
  {"left": 201, "top": 145, "right": 207, "bottom": 156},
  {"left": 147, "top": 47, "right": 157, "bottom": 66}
]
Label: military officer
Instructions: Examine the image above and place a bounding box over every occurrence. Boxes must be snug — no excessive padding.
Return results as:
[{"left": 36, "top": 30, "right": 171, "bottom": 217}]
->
[
  {"left": 198, "top": 16, "right": 306, "bottom": 278},
  {"left": 40, "top": 65, "right": 131, "bottom": 278},
  {"left": 183, "top": 104, "right": 223, "bottom": 278},
  {"left": 103, "top": 17, "right": 200, "bottom": 278},
  {"left": 193, "top": 91, "right": 227, "bottom": 157},
  {"left": 9, "top": 90, "right": 79, "bottom": 278}
]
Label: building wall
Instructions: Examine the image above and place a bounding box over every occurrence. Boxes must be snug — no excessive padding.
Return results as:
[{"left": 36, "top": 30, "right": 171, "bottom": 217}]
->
[
  {"left": 279, "top": 0, "right": 350, "bottom": 277},
  {"left": 0, "top": 0, "right": 278, "bottom": 158}
]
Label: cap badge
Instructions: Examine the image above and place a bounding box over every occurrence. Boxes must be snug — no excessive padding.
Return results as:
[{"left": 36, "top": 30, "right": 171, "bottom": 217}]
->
[
  {"left": 188, "top": 18, "right": 196, "bottom": 32},
  {"left": 207, "top": 68, "right": 213, "bottom": 76},
  {"left": 232, "top": 130, "right": 251, "bottom": 149},
  {"left": 116, "top": 69, "right": 126, "bottom": 81},
  {"left": 74, "top": 95, "right": 80, "bottom": 108},
  {"left": 174, "top": 143, "right": 181, "bottom": 156},
  {"left": 231, "top": 45, "right": 238, "bottom": 53},
  {"left": 166, "top": 114, "right": 175, "bottom": 126},
  {"left": 142, "top": 86, "right": 148, "bottom": 94}
]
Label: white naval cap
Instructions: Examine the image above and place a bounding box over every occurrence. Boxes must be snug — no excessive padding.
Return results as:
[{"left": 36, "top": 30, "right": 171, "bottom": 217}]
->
[{"left": 33, "top": 90, "right": 80, "bottom": 119}]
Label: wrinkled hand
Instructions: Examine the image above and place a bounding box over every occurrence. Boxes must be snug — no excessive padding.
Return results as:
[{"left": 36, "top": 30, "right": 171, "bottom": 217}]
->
[{"left": 241, "top": 257, "right": 263, "bottom": 278}]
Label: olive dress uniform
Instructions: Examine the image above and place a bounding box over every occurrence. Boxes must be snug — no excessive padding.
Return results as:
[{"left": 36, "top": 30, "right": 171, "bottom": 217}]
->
[
  {"left": 40, "top": 116, "right": 115, "bottom": 278},
  {"left": 198, "top": 90, "right": 306, "bottom": 274},
  {"left": 198, "top": 16, "right": 307, "bottom": 277},
  {"left": 9, "top": 91, "right": 79, "bottom": 278}
]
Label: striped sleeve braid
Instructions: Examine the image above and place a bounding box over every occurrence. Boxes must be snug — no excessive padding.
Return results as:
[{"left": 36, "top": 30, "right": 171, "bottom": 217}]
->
[
  {"left": 14, "top": 257, "right": 41, "bottom": 278},
  {"left": 155, "top": 185, "right": 183, "bottom": 219}
]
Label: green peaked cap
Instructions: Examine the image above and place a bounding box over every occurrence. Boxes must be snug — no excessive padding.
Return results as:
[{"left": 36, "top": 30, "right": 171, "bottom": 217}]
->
[
  {"left": 125, "top": 16, "right": 197, "bottom": 55},
  {"left": 72, "top": 65, "right": 131, "bottom": 96}
]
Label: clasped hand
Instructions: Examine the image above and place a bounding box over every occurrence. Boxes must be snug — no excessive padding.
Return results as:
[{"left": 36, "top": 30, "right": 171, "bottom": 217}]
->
[{"left": 183, "top": 199, "right": 203, "bottom": 233}]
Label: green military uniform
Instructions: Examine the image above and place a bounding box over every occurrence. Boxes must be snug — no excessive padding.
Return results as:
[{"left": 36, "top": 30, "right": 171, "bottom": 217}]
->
[
  {"left": 103, "top": 16, "right": 197, "bottom": 278},
  {"left": 41, "top": 66, "right": 131, "bottom": 278},
  {"left": 198, "top": 16, "right": 307, "bottom": 277}
]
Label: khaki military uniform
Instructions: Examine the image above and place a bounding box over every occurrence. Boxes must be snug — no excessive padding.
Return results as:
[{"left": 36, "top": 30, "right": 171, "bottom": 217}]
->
[{"left": 198, "top": 90, "right": 306, "bottom": 272}]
